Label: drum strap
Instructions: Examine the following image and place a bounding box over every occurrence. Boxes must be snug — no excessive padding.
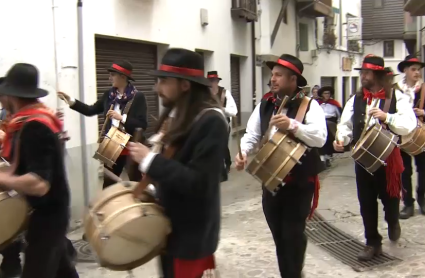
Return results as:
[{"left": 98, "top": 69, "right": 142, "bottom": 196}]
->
[
  {"left": 417, "top": 84, "right": 425, "bottom": 122},
  {"left": 118, "top": 97, "right": 135, "bottom": 131},
  {"left": 294, "top": 97, "right": 311, "bottom": 123}
]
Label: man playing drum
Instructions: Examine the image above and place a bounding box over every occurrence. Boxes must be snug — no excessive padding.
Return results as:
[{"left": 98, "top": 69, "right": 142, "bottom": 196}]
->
[
  {"left": 235, "top": 54, "right": 327, "bottom": 277},
  {"left": 128, "top": 49, "right": 228, "bottom": 278},
  {"left": 317, "top": 86, "right": 342, "bottom": 168},
  {"left": 58, "top": 60, "right": 148, "bottom": 189},
  {"left": 395, "top": 55, "right": 425, "bottom": 219},
  {"left": 334, "top": 55, "right": 416, "bottom": 261},
  {"left": 0, "top": 63, "right": 78, "bottom": 278}
]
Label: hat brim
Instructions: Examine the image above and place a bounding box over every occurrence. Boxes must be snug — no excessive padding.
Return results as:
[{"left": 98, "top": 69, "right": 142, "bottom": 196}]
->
[
  {"left": 397, "top": 61, "right": 425, "bottom": 73},
  {"left": 265, "top": 61, "right": 307, "bottom": 87},
  {"left": 207, "top": 77, "right": 222, "bottom": 81},
  {"left": 0, "top": 83, "right": 48, "bottom": 99},
  {"left": 107, "top": 68, "right": 136, "bottom": 81},
  {"left": 147, "top": 70, "right": 212, "bottom": 87},
  {"left": 353, "top": 67, "right": 387, "bottom": 71},
  {"left": 318, "top": 86, "right": 334, "bottom": 97}
]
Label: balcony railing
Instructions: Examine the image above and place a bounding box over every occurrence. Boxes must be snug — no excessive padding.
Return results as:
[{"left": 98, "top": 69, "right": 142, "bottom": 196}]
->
[
  {"left": 296, "top": 0, "right": 333, "bottom": 18},
  {"left": 231, "top": 0, "right": 258, "bottom": 22}
]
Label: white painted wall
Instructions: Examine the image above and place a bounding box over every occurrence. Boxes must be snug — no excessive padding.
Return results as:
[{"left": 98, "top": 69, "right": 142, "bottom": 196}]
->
[{"left": 0, "top": 0, "right": 255, "bottom": 223}]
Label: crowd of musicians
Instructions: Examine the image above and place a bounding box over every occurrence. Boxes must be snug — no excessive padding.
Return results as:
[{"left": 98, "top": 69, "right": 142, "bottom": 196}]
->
[{"left": 0, "top": 49, "right": 424, "bottom": 278}]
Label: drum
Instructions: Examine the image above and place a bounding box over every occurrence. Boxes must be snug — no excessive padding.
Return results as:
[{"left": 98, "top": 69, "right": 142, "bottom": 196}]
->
[
  {"left": 0, "top": 162, "right": 29, "bottom": 251},
  {"left": 246, "top": 130, "right": 307, "bottom": 191},
  {"left": 84, "top": 182, "right": 171, "bottom": 271},
  {"left": 400, "top": 119, "right": 425, "bottom": 156},
  {"left": 93, "top": 126, "right": 131, "bottom": 168},
  {"left": 351, "top": 124, "right": 399, "bottom": 173}
]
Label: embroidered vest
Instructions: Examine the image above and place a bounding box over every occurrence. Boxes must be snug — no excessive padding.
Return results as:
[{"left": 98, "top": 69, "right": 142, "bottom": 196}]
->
[
  {"left": 259, "top": 97, "right": 324, "bottom": 183},
  {"left": 352, "top": 88, "right": 397, "bottom": 145}
]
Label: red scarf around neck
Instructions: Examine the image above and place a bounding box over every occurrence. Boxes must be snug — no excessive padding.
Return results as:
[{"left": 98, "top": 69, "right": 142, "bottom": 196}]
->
[
  {"left": 317, "top": 99, "right": 341, "bottom": 108},
  {"left": 2, "top": 103, "right": 63, "bottom": 160},
  {"left": 363, "top": 87, "right": 385, "bottom": 105}
]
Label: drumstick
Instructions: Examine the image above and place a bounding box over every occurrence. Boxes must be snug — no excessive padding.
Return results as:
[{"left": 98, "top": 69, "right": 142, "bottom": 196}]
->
[
  {"left": 150, "top": 114, "right": 158, "bottom": 122},
  {"left": 58, "top": 94, "right": 69, "bottom": 105},
  {"left": 259, "top": 95, "right": 289, "bottom": 147},
  {"left": 359, "top": 98, "right": 380, "bottom": 140},
  {"left": 98, "top": 104, "right": 114, "bottom": 143},
  {"left": 104, "top": 168, "right": 122, "bottom": 182},
  {"left": 126, "top": 128, "right": 144, "bottom": 179}
]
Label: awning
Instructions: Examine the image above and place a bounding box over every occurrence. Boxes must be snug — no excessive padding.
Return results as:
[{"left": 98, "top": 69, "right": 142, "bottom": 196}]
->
[{"left": 404, "top": 0, "right": 425, "bottom": 16}]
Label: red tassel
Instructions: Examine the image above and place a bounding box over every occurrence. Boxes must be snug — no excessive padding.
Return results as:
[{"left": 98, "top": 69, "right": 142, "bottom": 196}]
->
[
  {"left": 309, "top": 176, "right": 320, "bottom": 219},
  {"left": 385, "top": 147, "right": 404, "bottom": 199}
]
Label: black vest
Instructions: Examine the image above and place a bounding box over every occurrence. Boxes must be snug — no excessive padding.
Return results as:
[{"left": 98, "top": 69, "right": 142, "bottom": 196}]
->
[
  {"left": 352, "top": 89, "right": 397, "bottom": 145},
  {"left": 218, "top": 86, "right": 230, "bottom": 123},
  {"left": 259, "top": 97, "right": 324, "bottom": 183}
]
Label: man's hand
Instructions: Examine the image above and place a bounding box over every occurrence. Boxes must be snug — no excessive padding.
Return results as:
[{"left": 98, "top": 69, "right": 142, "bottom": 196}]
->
[
  {"left": 368, "top": 107, "right": 387, "bottom": 122},
  {"left": 269, "top": 114, "right": 291, "bottom": 131},
  {"left": 128, "top": 142, "right": 150, "bottom": 164},
  {"left": 235, "top": 152, "right": 247, "bottom": 171},
  {"left": 106, "top": 110, "right": 123, "bottom": 121},
  {"left": 333, "top": 141, "right": 345, "bottom": 152},
  {"left": 57, "top": 91, "right": 71, "bottom": 103},
  {"left": 414, "top": 108, "right": 425, "bottom": 117}
]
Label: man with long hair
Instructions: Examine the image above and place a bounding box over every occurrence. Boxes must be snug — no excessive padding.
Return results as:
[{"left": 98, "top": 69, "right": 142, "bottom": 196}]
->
[
  {"left": 0, "top": 64, "right": 78, "bottom": 278},
  {"left": 207, "top": 71, "right": 238, "bottom": 180},
  {"left": 235, "top": 54, "right": 327, "bottom": 277},
  {"left": 396, "top": 55, "right": 425, "bottom": 219},
  {"left": 335, "top": 55, "right": 416, "bottom": 261},
  {"left": 128, "top": 49, "right": 228, "bottom": 278},
  {"left": 58, "top": 60, "right": 147, "bottom": 189}
]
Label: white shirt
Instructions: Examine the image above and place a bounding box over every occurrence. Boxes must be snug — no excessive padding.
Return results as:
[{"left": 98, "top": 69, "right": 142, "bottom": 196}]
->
[
  {"left": 336, "top": 90, "right": 416, "bottom": 146},
  {"left": 320, "top": 102, "right": 341, "bottom": 119},
  {"left": 223, "top": 89, "right": 238, "bottom": 117},
  {"left": 69, "top": 95, "right": 127, "bottom": 126},
  {"left": 397, "top": 79, "right": 421, "bottom": 106},
  {"left": 240, "top": 99, "right": 327, "bottom": 155}
]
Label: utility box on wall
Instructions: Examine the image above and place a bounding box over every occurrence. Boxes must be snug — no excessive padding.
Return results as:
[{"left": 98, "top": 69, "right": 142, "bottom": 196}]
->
[
  {"left": 200, "top": 8, "right": 208, "bottom": 26},
  {"left": 342, "top": 57, "right": 353, "bottom": 71}
]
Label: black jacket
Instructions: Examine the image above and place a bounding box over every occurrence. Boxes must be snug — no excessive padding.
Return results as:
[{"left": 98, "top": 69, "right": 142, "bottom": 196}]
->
[
  {"left": 70, "top": 90, "right": 148, "bottom": 135},
  {"left": 147, "top": 110, "right": 228, "bottom": 259}
]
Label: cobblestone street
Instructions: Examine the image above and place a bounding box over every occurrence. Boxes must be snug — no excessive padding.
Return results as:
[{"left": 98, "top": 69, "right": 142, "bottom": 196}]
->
[{"left": 69, "top": 153, "right": 425, "bottom": 278}]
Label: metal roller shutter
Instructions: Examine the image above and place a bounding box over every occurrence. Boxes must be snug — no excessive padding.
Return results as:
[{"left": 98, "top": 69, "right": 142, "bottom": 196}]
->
[
  {"left": 94, "top": 37, "right": 158, "bottom": 136},
  {"left": 230, "top": 56, "right": 242, "bottom": 127},
  {"left": 320, "top": 77, "right": 334, "bottom": 88}
]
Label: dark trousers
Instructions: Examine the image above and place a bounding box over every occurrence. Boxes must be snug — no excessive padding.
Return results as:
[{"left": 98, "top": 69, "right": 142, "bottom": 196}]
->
[
  {"left": 355, "top": 164, "right": 400, "bottom": 246},
  {"left": 401, "top": 151, "right": 425, "bottom": 206},
  {"left": 262, "top": 181, "right": 314, "bottom": 278},
  {"left": 0, "top": 240, "right": 22, "bottom": 274},
  {"left": 224, "top": 146, "right": 231, "bottom": 168},
  {"left": 21, "top": 220, "right": 78, "bottom": 278},
  {"left": 103, "top": 154, "right": 141, "bottom": 189}
]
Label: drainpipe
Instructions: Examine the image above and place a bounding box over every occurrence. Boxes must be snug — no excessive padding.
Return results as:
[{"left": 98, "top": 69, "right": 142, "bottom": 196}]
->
[
  {"left": 251, "top": 22, "right": 256, "bottom": 110},
  {"left": 295, "top": 15, "right": 300, "bottom": 58},
  {"left": 338, "top": 0, "right": 342, "bottom": 47},
  {"left": 77, "top": 0, "right": 90, "bottom": 207}
]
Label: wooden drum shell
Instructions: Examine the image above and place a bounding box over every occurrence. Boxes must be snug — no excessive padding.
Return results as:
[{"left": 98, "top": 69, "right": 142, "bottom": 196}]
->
[
  {"left": 400, "top": 120, "right": 425, "bottom": 156},
  {"left": 93, "top": 127, "right": 131, "bottom": 168}
]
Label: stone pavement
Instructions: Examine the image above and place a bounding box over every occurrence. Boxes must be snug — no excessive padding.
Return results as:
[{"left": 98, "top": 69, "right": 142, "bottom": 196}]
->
[{"left": 67, "top": 154, "right": 425, "bottom": 278}]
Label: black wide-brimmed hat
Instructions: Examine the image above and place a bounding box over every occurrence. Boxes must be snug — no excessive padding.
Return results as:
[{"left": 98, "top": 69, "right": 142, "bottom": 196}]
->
[
  {"left": 318, "top": 86, "right": 334, "bottom": 97},
  {"left": 107, "top": 60, "right": 135, "bottom": 81},
  {"left": 0, "top": 63, "right": 48, "bottom": 99},
  {"left": 148, "top": 48, "right": 210, "bottom": 87},
  {"left": 385, "top": 67, "right": 399, "bottom": 77},
  {"left": 207, "top": 71, "right": 222, "bottom": 81},
  {"left": 354, "top": 55, "right": 386, "bottom": 71},
  {"left": 265, "top": 54, "right": 307, "bottom": 87},
  {"left": 397, "top": 55, "right": 425, "bottom": 73}
]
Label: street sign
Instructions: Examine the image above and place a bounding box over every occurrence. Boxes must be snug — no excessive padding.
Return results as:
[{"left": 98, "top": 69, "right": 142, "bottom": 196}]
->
[{"left": 347, "top": 17, "right": 362, "bottom": 41}]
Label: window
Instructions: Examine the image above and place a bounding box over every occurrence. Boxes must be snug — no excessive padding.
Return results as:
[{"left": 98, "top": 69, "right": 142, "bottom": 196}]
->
[
  {"left": 374, "top": 0, "right": 383, "bottom": 8},
  {"left": 383, "top": 40, "right": 394, "bottom": 57},
  {"left": 299, "top": 23, "right": 309, "bottom": 51}
]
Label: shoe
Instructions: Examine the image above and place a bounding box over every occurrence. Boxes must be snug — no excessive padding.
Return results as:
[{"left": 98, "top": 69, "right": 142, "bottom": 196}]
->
[
  {"left": 357, "top": 245, "right": 382, "bottom": 261},
  {"left": 418, "top": 198, "right": 425, "bottom": 215},
  {"left": 325, "top": 159, "right": 331, "bottom": 168},
  {"left": 388, "top": 222, "right": 401, "bottom": 242},
  {"left": 399, "top": 205, "right": 414, "bottom": 219}
]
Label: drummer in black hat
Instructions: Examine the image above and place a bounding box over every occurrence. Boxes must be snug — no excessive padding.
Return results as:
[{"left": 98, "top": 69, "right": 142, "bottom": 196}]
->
[
  {"left": 127, "top": 48, "right": 227, "bottom": 277},
  {"left": 395, "top": 55, "right": 425, "bottom": 219},
  {"left": 0, "top": 63, "right": 78, "bottom": 278},
  {"left": 235, "top": 54, "right": 327, "bottom": 277},
  {"left": 335, "top": 55, "right": 416, "bottom": 261},
  {"left": 317, "top": 86, "right": 342, "bottom": 167},
  {"left": 207, "top": 70, "right": 238, "bottom": 180},
  {"left": 58, "top": 60, "right": 148, "bottom": 189}
]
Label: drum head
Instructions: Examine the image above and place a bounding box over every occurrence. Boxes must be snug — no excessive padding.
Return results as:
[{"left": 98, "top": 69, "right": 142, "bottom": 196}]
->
[{"left": 0, "top": 193, "right": 28, "bottom": 248}]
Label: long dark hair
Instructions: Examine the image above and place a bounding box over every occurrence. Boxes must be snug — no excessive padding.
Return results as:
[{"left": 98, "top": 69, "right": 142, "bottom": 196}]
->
[
  {"left": 356, "top": 71, "right": 393, "bottom": 98},
  {"left": 156, "top": 81, "right": 221, "bottom": 146}
]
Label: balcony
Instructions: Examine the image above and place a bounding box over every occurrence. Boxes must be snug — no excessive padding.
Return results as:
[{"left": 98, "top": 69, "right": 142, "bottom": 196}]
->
[
  {"left": 231, "top": 0, "right": 258, "bottom": 22},
  {"left": 404, "top": 12, "right": 417, "bottom": 40},
  {"left": 296, "top": 0, "right": 333, "bottom": 18},
  {"left": 404, "top": 0, "right": 425, "bottom": 16}
]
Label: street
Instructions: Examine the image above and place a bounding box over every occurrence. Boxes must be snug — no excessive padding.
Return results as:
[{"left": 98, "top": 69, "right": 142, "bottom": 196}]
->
[{"left": 69, "top": 143, "right": 425, "bottom": 278}]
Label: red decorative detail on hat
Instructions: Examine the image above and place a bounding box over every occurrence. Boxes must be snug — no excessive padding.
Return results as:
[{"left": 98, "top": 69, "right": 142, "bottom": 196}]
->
[
  {"left": 277, "top": 59, "right": 301, "bottom": 75},
  {"left": 408, "top": 58, "right": 420, "bottom": 62},
  {"left": 387, "top": 71, "right": 394, "bottom": 76},
  {"left": 207, "top": 74, "right": 219, "bottom": 79},
  {"left": 112, "top": 64, "right": 132, "bottom": 76},
  {"left": 365, "top": 54, "right": 375, "bottom": 58},
  {"left": 361, "top": 63, "right": 384, "bottom": 70},
  {"left": 159, "top": 65, "right": 204, "bottom": 76}
]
